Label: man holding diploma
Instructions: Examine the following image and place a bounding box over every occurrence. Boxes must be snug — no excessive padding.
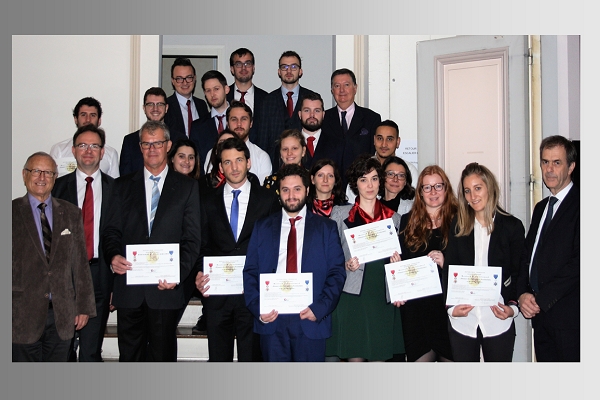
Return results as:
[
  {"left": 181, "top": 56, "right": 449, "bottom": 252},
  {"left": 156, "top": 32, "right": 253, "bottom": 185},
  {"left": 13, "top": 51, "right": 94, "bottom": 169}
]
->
[{"left": 243, "top": 164, "right": 346, "bottom": 361}]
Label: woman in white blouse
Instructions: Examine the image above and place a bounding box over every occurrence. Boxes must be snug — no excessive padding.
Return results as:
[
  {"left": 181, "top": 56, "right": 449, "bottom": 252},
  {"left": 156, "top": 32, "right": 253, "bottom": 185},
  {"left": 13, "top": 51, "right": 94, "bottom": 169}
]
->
[{"left": 444, "top": 162, "right": 525, "bottom": 362}]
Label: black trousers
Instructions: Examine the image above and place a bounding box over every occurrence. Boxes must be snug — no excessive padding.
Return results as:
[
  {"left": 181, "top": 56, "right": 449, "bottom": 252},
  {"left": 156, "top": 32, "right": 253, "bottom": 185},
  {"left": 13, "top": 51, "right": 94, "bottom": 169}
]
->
[
  {"left": 534, "top": 323, "right": 580, "bottom": 362},
  {"left": 448, "top": 321, "right": 516, "bottom": 362},
  {"left": 13, "top": 306, "right": 72, "bottom": 362}
]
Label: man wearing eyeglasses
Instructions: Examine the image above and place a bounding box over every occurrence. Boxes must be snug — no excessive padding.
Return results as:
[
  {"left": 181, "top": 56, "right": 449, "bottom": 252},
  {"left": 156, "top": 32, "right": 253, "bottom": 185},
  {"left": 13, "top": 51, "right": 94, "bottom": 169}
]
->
[
  {"left": 102, "top": 120, "right": 201, "bottom": 362},
  {"left": 13, "top": 152, "right": 96, "bottom": 362},
  {"left": 257, "top": 50, "right": 316, "bottom": 168},
  {"left": 49, "top": 97, "right": 120, "bottom": 179},
  {"left": 52, "top": 124, "right": 115, "bottom": 362},
  {"left": 120, "top": 87, "right": 186, "bottom": 176},
  {"left": 164, "top": 57, "right": 210, "bottom": 138}
]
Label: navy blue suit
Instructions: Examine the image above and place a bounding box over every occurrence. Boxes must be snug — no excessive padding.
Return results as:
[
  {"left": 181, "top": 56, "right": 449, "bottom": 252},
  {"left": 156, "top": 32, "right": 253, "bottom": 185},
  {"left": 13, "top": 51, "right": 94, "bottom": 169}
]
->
[
  {"left": 164, "top": 94, "right": 209, "bottom": 137},
  {"left": 189, "top": 117, "right": 220, "bottom": 171},
  {"left": 301, "top": 128, "right": 345, "bottom": 172}
]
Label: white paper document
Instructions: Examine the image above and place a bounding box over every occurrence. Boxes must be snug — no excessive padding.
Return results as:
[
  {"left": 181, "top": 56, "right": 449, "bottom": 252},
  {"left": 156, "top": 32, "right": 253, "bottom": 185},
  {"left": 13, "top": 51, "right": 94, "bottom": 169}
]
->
[
  {"left": 55, "top": 157, "right": 78, "bottom": 176},
  {"left": 343, "top": 218, "right": 401, "bottom": 264},
  {"left": 259, "top": 273, "right": 313, "bottom": 314},
  {"left": 203, "top": 256, "right": 245, "bottom": 295},
  {"left": 446, "top": 265, "right": 502, "bottom": 306},
  {"left": 125, "top": 243, "right": 180, "bottom": 285},
  {"left": 384, "top": 255, "right": 442, "bottom": 302}
]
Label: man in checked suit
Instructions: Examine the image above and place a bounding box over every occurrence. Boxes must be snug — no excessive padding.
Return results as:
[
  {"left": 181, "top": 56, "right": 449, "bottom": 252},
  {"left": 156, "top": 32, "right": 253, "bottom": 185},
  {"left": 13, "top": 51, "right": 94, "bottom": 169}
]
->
[
  {"left": 256, "top": 50, "right": 316, "bottom": 168},
  {"left": 517, "top": 135, "right": 580, "bottom": 362},
  {"left": 195, "top": 137, "right": 280, "bottom": 361},
  {"left": 52, "top": 124, "right": 115, "bottom": 362},
  {"left": 102, "top": 120, "right": 201, "bottom": 362}
]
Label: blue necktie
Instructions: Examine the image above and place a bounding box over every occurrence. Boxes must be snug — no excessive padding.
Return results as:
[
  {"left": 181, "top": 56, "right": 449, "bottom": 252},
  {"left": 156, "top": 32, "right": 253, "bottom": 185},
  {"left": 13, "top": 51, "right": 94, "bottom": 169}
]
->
[
  {"left": 530, "top": 196, "right": 558, "bottom": 293},
  {"left": 149, "top": 175, "right": 161, "bottom": 233},
  {"left": 341, "top": 110, "right": 348, "bottom": 134},
  {"left": 230, "top": 190, "right": 241, "bottom": 241}
]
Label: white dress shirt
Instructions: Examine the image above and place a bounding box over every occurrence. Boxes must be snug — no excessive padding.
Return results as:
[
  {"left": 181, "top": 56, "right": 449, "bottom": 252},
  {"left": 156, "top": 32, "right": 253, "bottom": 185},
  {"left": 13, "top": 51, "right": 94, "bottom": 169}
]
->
[
  {"left": 276, "top": 206, "right": 307, "bottom": 274},
  {"left": 233, "top": 84, "right": 256, "bottom": 113},
  {"left": 143, "top": 165, "right": 168, "bottom": 233},
  {"left": 223, "top": 179, "right": 251, "bottom": 240},
  {"left": 302, "top": 128, "right": 322, "bottom": 153},
  {"left": 50, "top": 138, "right": 120, "bottom": 178},
  {"left": 175, "top": 92, "right": 200, "bottom": 135}
]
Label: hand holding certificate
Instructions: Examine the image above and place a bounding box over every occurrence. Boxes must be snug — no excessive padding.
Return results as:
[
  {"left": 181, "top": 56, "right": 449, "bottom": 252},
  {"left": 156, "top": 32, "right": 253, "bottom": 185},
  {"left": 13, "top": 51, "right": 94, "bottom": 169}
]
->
[
  {"left": 259, "top": 273, "right": 313, "bottom": 315},
  {"left": 446, "top": 265, "right": 502, "bottom": 306},
  {"left": 343, "top": 218, "right": 401, "bottom": 264},
  {"left": 385, "top": 255, "right": 442, "bottom": 302},
  {"left": 203, "top": 256, "right": 245, "bottom": 295},
  {"left": 126, "top": 243, "right": 180, "bottom": 285}
]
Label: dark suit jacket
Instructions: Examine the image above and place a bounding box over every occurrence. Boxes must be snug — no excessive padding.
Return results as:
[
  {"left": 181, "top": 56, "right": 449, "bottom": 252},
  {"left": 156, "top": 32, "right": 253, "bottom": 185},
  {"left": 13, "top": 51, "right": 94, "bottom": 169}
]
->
[
  {"left": 164, "top": 94, "right": 209, "bottom": 137},
  {"left": 120, "top": 127, "right": 187, "bottom": 176},
  {"left": 226, "top": 83, "right": 268, "bottom": 146},
  {"left": 444, "top": 213, "right": 525, "bottom": 305},
  {"left": 243, "top": 210, "right": 346, "bottom": 340},
  {"left": 12, "top": 195, "right": 96, "bottom": 343},
  {"left": 302, "top": 128, "right": 345, "bottom": 172},
  {"left": 102, "top": 168, "right": 201, "bottom": 310},
  {"left": 256, "top": 85, "right": 316, "bottom": 168},
  {"left": 516, "top": 185, "right": 580, "bottom": 329},
  {"left": 190, "top": 117, "right": 220, "bottom": 171}
]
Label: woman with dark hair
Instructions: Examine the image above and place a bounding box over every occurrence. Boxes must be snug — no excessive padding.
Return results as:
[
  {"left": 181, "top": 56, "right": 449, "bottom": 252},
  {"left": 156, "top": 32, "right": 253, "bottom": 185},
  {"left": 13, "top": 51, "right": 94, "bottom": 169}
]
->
[
  {"left": 325, "top": 155, "right": 404, "bottom": 362},
  {"left": 307, "top": 158, "right": 348, "bottom": 218},
  {"left": 168, "top": 138, "right": 201, "bottom": 180},
  {"left": 380, "top": 156, "right": 416, "bottom": 217},
  {"left": 263, "top": 129, "right": 307, "bottom": 195},
  {"left": 398, "top": 164, "right": 457, "bottom": 362},
  {"left": 444, "top": 162, "right": 524, "bottom": 362}
]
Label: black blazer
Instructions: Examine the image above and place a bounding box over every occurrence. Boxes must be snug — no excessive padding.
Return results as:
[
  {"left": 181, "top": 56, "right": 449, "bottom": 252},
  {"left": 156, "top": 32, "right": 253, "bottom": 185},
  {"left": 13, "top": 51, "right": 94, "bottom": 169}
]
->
[
  {"left": 102, "top": 168, "right": 201, "bottom": 310},
  {"left": 444, "top": 212, "right": 525, "bottom": 305},
  {"left": 301, "top": 127, "right": 345, "bottom": 172},
  {"left": 164, "top": 93, "right": 209, "bottom": 137},
  {"left": 189, "top": 117, "right": 219, "bottom": 171},
  {"left": 119, "top": 128, "right": 187, "bottom": 176},
  {"left": 226, "top": 83, "right": 268, "bottom": 146},
  {"left": 198, "top": 180, "right": 280, "bottom": 309},
  {"left": 516, "top": 185, "right": 580, "bottom": 329},
  {"left": 256, "top": 85, "right": 316, "bottom": 168}
]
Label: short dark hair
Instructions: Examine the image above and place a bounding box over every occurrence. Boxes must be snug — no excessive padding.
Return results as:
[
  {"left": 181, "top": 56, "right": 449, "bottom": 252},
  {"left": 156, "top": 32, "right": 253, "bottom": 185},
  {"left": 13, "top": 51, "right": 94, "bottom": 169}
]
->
[
  {"left": 300, "top": 92, "right": 324, "bottom": 110},
  {"left": 279, "top": 50, "right": 302, "bottom": 68},
  {"left": 171, "top": 57, "right": 196, "bottom": 77},
  {"left": 277, "top": 163, "right": 310, "bottom": 188},
  {"left": 540, "top": 135, "right": 577, "bottom": 166},
  {"left": 230, "top": 47, "right": 255, "bottom": 66},
  {"left": 217, "top": 136, "right": 250, "bottom": 162},
  {"left": 72, "top": 124, "right": 106, "bottom": 147},
  {"left": 381, "top": 156, "right": 415, "bottom": 200},
  {"left": 73, "top": 97, "right": 102, "bottom": 118},
  {"left": 376, "top": 120, "right": 400, "bottom": 137},
  {"left": 143, "top": 87, "right": 168, "bottom": 104},
  {"left": 347, "top": 154, "right": 384, "bottom": 196},
  {"left": 226, "top": 100, "right": 253, "bottom": 121},
  {"left": 330, "top": 68, "right": 357, "bottom": 86},
  {"left": 201, "top": 70, "right": 228, "bottom": 90}
]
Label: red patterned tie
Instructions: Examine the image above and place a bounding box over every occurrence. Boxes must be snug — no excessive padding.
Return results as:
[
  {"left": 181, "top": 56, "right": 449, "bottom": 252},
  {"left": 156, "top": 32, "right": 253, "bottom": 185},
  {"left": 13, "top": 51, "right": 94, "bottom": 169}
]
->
[
  {"left": 82, "top": 176, "right": 94, "bottom": 260},
  {"left": 237, "top": 90, "right": 247, "bottom": 104},
  {"left": 186, "top": 99, "right": 193, "bottom": 137},
  {"left": 286, "top": 216, "right": 302, "bottom": 273},
  {"left": 307, "top": 136, "right": 315, "bottom": 157},
  {"left": 286, "top": 92, "right": 294, "bottom": 118},
  {"left": 217, "top": 115, "right": 225, "bottom": 133}
]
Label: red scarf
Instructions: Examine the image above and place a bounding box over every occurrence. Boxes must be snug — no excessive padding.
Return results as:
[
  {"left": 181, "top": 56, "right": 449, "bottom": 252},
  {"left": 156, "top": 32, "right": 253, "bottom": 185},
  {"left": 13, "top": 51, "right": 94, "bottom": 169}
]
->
[
  {"left": 312, "top": 195, "right": 335, "bottom": 218},
  {"left": 347, "top": 197, "right": 395, "bottom": 223},
  {"left": 215, "top": 170, "right": 226, "bottom": 188}
]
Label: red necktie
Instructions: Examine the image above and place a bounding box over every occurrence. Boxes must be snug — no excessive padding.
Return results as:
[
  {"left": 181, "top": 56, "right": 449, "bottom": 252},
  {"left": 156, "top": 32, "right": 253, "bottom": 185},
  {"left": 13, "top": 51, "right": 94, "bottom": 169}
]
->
[
  {"left": 216, "top": 115, "right": 225, "bottom": 133},
  {"left": 237, "top": 90, "right": 247, "bottom": 104},
  {"left": 186, "top": 99, "right": 193, "bottom": 137},
  {"left": 286, "top": 92, "right": 294, "bottom": 118},
  {"left": 82, "top": 176, "right": 94, "bottom": 260},
  {"left": 286, "top": 216, "right": 302, "bottom": 273},
  {"left": 307, "top": 136, "right": 315, "bottom": 157}
]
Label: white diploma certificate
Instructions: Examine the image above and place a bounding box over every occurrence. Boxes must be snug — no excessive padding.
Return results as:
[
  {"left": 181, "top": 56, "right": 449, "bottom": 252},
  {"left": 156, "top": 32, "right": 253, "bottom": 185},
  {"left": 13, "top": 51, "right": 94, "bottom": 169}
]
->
[
  {"left": 343, "top": 218, "right": 401, "bottom": 264},
  {"left": 259, "top": 273, "right": 313, "bottom": 315},
  {"left": 446, "top": 265, "right": 502, "bottom": 306},
  {"left": 384, "top": 256, "right": 442, "bottom": 302},
  {"left": 203, "top": 256, "right": 245, "bottom": 295},
  {"left": 125, "top": 243, "right": 180, "bottom": 285},
  {"left": 55, "top": 157, "right": 78, "bottom": 176}
]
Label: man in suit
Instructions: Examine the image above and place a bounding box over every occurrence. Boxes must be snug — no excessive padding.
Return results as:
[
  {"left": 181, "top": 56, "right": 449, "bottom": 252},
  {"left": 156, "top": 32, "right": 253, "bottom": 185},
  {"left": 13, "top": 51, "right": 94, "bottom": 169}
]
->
[
  {"left": 52, "top": 125, "right": 115, "bottom": 362},
  {"left": 190, "top": 70, "right": 230, "bottom": 169},
  {"left": 256, "top": 50, "right": 316, "bottom": 168},
  {"left": 195, "top": 137, "right": 280, "bottom": 361},
  {"left": 322, "top": 68, "right": 381, "bottom": 178},
  {"left": 102, "top": 120, "right": 201, "bottom": 362},
  {"left": 517, "top": 135, "right": 580, "bottom": 362},
  {"left": 243, "top": 164, "right": 346, "bottom": 361},
  {"left": 120, "top": 87, "right": 186, "bottom": 176},
  {"left": 13, "top": 152, "right": 96, "bottom": 362},
  {"left": 50, "top": 97, "right": 120, "bottom": 178},
  {"left": 226, "top": 47, "right": 268, "bottom": 144},
  {"left": 164, "top": 57, "right": 210, "bottom": 138},
  {"left": 298, "top": 92, "right": 344, "bottom": 171}
]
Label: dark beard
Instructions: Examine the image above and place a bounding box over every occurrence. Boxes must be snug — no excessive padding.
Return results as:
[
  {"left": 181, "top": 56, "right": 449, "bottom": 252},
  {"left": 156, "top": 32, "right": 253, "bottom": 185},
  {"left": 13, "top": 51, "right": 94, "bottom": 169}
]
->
[
  {"left": 301, "top": 120, "right": 321, "bottom": 133},
  {"left": 281, "top": 197, "right": 306, "bottom": 214}
]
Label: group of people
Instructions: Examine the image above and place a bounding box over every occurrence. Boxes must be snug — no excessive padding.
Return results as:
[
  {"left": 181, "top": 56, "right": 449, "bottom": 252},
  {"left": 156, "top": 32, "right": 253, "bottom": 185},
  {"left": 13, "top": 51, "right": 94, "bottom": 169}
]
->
[{"left": 12, "top": 46, "right": 579, "bottom": 363}]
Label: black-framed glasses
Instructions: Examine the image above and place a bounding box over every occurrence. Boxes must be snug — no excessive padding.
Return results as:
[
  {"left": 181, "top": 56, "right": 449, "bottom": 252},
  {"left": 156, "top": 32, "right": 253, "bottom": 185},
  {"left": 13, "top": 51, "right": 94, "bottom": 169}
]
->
[
  {"left": 24, "top": 168, "right": 57, "bottom": 178},
  {"left": 173, "top": 75, "right": 195, "bottom": 83},
  {"left": 140, "top": 140, "right": 168, "bottom": 150},
  {"left": 144, "top": 102, "right": 166, "bottom": 109},
  {"left": 233, "top": 61, "right": 254, "bottom": 69},
  {"left": 279, "top": 64, "right": 300, "bottom": 71},
  {"left": 421, "top": 183, "right": 445, "bottom": 193},
  {"left": 386, "top": 171, "right": 406, "bottom": 181},
  {"left": 75, "top": 143, "right": 103, "bottom": 151}
]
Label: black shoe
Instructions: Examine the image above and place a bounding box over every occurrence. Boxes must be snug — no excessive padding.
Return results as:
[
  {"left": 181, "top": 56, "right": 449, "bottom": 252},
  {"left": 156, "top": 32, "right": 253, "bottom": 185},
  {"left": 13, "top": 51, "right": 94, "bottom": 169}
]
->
[{"left": 192, "top": 315, "right": 207, "bottom": 335}]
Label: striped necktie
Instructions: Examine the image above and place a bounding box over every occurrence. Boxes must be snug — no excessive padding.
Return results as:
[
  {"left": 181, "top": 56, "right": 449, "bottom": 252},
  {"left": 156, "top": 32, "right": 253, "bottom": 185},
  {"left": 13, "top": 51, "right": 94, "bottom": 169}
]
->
[
  {"left": 149, "top": 175, "right": 161, "bottom": 233},
  {"left": 38, "top": 203, "right": 52, "bottom": 263}
]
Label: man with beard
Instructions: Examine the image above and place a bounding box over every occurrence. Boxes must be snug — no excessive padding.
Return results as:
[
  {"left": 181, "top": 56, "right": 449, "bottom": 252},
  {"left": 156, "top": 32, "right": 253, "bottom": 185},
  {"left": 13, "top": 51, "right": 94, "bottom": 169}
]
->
[
  {"left": 298, "top": 93, "right": 344, "bottom": 170},
  {"left": 256, "top": 51, "right": 316, "bottom": 168},
  {"left": 226, "top": 48, "right": 268, "bottom": 144},
  {"left": 190, "top": 70, "right": 231, "bottom": 169},
  {"left": 243, "top": 164, "right": 345, "bottom": 361}
]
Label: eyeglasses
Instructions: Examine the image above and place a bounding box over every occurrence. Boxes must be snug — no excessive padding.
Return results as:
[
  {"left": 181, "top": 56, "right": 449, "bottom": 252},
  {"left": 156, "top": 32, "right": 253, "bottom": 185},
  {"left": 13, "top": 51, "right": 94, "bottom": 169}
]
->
[
  {"left": 386, "top": 172, "right": 406, "bottom": 181},
  {"left": 173, "top": 75, "right": 195, "bottom": 84},
  {"left": 75, "top": 143, "right": 102, "bottom": 151},
  {"left": 279, "top": 64, "right": 300, "bottom": 71},
  {"left": 140, "top": 140, "right": 168, "bottom": 150},
  {"left": 233, "top": 61, "right": 254, "bottom": 69},
  {"left": 144, "top": 102, "right": 166, "bottom": 109},
  {"left": 421, "top": 183, "right": 445, "bottom": 193},
  {"left": 24, "top": 168, "right": 57, "bottom": 178}
]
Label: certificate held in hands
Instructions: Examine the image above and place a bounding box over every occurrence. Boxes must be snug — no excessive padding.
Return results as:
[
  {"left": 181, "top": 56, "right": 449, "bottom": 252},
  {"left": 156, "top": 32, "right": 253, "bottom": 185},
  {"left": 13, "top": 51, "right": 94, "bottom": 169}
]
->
[
  {"left": 126, "top": 243, "right": 180, "bottom": 285},
  {"left": 343, "top": 218, "right": 401, "bottom": 264},
  {"left": 259, "top": 273, "right": 313, "bottom": 314},
  {"left": 203, "top": 256, "right": 245, "bottom": 295},
  {"left": 384, "top": 255, "right": 442, "bottom": 302},
  {"left": 446, "top": 265, "right": 502, "bottom": 306}
]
